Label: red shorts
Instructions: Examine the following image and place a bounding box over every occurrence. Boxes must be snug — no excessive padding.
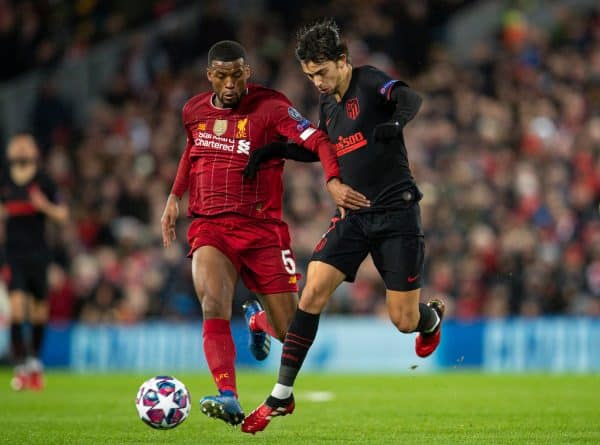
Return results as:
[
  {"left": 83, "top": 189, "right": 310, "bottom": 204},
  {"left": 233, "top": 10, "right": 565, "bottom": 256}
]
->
[{"left": 187, "top": 214, "right": 300, "bottom": 295}]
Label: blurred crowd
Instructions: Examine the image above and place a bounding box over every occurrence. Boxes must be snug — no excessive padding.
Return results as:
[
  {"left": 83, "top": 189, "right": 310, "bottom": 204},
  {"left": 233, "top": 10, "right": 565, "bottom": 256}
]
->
[
  {"left": 0, "top": 0, "right": 193, "bottom": 81},
  {"left": 1, "top": 0, "right": 599, "bottom": 323}
]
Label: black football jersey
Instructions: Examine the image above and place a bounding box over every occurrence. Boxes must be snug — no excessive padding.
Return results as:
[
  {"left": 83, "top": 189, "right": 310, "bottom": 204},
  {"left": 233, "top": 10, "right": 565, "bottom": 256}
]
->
[
  {"left": 319, "top": 65, "right": 419, "bottom": 210},
  {"left": 0, "top": 170, "right": 58, "bottom": 255}
]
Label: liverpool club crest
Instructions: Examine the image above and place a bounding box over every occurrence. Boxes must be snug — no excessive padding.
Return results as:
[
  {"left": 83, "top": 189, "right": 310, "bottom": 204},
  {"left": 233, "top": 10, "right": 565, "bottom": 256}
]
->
[{"left": 213, "top": 119, "right": 228, "bottom": 136}]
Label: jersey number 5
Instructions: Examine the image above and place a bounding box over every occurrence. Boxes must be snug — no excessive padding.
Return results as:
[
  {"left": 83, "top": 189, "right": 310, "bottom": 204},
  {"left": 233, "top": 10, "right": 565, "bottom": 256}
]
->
[{"left": 281, "top": 249, "right": 296, "bottom": 274}]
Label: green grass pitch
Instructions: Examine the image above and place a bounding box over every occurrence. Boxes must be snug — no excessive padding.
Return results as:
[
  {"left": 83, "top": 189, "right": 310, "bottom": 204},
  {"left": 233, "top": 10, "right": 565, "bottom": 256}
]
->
[{"left": 2, "top": 371, "right": 599, "bottom": 444}]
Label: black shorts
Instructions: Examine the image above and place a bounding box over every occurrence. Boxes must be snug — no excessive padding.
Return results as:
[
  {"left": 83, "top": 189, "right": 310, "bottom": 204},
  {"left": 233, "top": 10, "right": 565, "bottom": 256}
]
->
[
  {"left": 311, "top": 204, "right": 424, "bottom": 291},
  {"left": 6, "top": 253, "right": 50, "bottom": 301}
]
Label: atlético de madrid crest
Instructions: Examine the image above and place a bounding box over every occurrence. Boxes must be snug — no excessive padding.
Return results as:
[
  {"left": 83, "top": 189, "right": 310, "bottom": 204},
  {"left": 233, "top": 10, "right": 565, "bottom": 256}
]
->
[
  {"left": 346, "top": 98, "right": 360, "bottom": 120},
  {"left": 213, "top": 119, "right": 228, "bottom": 136}
]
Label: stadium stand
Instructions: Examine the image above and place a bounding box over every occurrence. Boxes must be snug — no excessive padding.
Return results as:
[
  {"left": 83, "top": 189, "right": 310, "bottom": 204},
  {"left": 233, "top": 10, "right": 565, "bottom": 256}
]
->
[{"left": 1, "top": 0, "right": 598, "bottom": 324}]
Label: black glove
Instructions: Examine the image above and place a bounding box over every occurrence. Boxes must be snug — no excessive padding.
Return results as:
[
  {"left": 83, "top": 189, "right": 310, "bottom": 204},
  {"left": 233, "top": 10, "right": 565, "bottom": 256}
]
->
[
  {"left": 243, "top": 142, "right": 319, "bottom": 180},
  {"left": 373, "top": 120, "right": 402, "bottom": 143},
  {"left": 243, "top": 142, "right": 287, "bottom": 180}
]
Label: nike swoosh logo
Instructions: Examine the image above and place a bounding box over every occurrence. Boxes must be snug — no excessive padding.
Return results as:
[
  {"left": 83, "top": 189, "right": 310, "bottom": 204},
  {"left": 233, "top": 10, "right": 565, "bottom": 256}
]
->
[{"left": 407, "top": 275, "right": 420, "bottom": 283}]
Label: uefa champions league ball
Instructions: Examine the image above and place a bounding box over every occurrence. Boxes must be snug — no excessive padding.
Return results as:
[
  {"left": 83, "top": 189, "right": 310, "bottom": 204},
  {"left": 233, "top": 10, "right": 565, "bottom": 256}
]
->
[{"left": 136, "top": 376, "right": 191, "bottom": 429}]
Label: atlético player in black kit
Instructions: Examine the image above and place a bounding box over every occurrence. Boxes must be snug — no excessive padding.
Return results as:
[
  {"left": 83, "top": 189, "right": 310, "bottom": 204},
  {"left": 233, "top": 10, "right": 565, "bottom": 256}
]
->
[
  {"left": 0, "top": 134, "right": 68, "bottom": 391},
  {"left": 242, "top": 20, "right": 446, "bottom": 433}
]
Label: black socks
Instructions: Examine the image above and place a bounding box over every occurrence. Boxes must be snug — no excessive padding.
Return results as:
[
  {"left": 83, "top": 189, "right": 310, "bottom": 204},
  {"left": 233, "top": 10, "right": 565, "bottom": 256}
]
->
[
  {"left": 416, "top": 303, "right": 439, "bottom": 334},
  {"left": 277, "top": 309, "right": 320, "bottom": 387}
]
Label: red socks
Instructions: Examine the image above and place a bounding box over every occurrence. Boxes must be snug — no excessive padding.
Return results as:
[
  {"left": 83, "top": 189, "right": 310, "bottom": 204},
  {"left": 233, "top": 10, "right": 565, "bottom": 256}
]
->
[
  {"left": 202, "top": 319, "right": 237, "bottom": 396},
  {"left": 250, "top": 310, "right": 278, "bottom": 339}
]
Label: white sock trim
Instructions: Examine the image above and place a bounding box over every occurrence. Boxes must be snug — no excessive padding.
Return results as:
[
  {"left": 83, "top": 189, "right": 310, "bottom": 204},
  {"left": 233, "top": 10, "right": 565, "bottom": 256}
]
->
[{"left": 271, "top": 383, "right": 293, "bottom": 399}]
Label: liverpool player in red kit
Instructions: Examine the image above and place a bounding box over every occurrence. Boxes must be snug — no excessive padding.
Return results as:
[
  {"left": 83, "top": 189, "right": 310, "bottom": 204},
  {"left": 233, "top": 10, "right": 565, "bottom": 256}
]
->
[
  {"left": 242, "top": 21, "right": 445, "bottom": 433},
  {"left": 160, "top": 40, "right": 369, "bottom": 426}
]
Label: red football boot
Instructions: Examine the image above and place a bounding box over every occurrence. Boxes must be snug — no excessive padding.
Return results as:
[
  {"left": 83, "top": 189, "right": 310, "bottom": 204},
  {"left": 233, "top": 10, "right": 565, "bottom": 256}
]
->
[
  {"left": 27, "top": 358, "right": 45, "bottom": 391},
  {"left": 241, "top": 396, "right": 295, "bottom": 434},
  {"left": 415, "top": 299, "right": 445, "bottom": 358},
  {"left": 28, "top": 370, "right": 45, "bottom": 391}
]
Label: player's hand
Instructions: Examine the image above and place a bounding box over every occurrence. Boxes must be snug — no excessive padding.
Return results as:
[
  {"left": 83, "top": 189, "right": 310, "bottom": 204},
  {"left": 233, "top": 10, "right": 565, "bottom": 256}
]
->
[
  {"left": 326, "top": 178, "right": 370, "bottom": 211},
  {"left": 242, "top": 151, "right": 263, "bottom": 180},
  {"left": 161, "top": 194, "right": 180, "bottom": 248},
  {"left": 28, "top": 185, "right": 51, "bottom": 212},
  {"left": 243, "top": 142, "right": 286, "bottom": 180},
  {"left": 373, "top": 120, "right": 402, "bottom": 142}
]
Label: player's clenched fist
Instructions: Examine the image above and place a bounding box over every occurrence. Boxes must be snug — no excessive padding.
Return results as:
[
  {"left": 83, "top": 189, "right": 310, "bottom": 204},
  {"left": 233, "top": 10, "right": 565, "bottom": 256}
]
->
[
  {"left": 326, "top": 178, "right": 370, "bottom": 211},
  {"left": 161, "top": 194, "right": 179, "bottom": 248}
]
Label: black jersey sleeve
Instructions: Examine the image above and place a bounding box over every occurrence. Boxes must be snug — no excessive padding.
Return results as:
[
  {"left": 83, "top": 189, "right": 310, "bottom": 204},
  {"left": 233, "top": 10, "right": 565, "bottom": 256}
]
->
[
  {"left": 243, "top": 142, "right": 318, "bottom": 179},
  {"left": 388, "top": 83, "right": 422, "bottom": 127},
  {"left": 361, "top": 65, "right": 421, "bottom": 127}
]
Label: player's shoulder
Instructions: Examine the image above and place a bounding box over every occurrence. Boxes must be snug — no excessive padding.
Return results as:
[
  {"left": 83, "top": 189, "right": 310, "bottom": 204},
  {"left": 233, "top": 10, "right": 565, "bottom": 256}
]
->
[
  {"left": 182, "top": 92, "right": 212, "bottom": 117},
  {"left": 356, "top": 65, "right": 408, "bottom": 85}
]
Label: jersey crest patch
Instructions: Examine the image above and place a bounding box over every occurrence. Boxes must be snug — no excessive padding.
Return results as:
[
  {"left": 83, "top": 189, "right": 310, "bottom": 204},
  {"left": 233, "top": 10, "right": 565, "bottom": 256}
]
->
[
  {"left": 346, "top": 98, "right": 360, "bottom": 120},
  {"left": 213, "top": 119, "right": 228, "bottom": 136},
  {"left": 379, "top": 79, "right": 397, "bottom": 98},
  {"left": 236, "top": 118, "right": 248, "bottom": 138},
  {"left": 288, "top": 107, "right": 303, "bottom": 121}
]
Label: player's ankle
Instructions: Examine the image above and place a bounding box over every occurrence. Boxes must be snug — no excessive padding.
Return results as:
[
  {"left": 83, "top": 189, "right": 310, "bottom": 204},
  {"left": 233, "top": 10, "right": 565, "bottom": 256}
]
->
[
  {"left": 219, "top": 388, "right": 237, "bottom": 398},
  {"left": 266, "top": 394, "right": 293, "bottom": 408},
  {"left": 271, "top": 382, "right": 293, "bottom": 399}
]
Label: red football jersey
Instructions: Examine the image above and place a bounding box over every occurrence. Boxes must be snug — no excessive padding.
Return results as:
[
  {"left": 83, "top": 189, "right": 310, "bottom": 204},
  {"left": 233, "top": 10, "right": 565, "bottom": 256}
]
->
[{"left": 171, "top": 84, "right": 339, "bottom": 220}]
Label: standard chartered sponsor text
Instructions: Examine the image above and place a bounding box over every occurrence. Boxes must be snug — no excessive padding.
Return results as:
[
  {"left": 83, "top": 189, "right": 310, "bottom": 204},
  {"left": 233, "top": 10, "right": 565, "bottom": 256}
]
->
[{"left": 194, "top": 132, "right": 235, "bottom": 152}]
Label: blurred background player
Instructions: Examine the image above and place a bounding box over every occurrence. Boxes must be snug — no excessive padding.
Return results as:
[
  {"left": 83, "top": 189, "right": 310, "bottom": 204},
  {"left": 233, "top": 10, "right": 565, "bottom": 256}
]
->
[
  {"left": 242, "top": 19, "right": 444, "bottom": 433},
  {"left": 0, "top": 134, "right": 68, "bottom": 391},
  {"left": 160, "top": 40, "right": 369, "bottom": 426}
]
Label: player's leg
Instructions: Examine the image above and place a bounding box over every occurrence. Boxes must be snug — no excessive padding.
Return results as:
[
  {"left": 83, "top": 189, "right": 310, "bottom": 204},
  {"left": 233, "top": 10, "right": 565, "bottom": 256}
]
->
[
  {"left": 256, "top": 291, "right": 297, "bottom": 341},
  {"left": 26, "top": 256, "right": 50, "bottom": 390},
  {"left": 8, "top": 288, "right": 28, "bottom": 391},
  {"left": 192, "top": 245, "right": 244, "bottom": 425},
  {"left": 275, "top": 260, "right": 345, "bottom": 389},
  {"left": 242, "top": 261, "right": 345, "bottom": 434},
  {"left": 386, "top": 287, "right": 444, "bottom": 356},
  {"left": 242, "top": 214, "right": 368, "bottom": 434},
  {"left": 27, "top": 298, "right": 48, "bottom": 390},
  {"left": 386, "top": 287, "right": 442, "bottom": 334},
  {"left": 240, "top": 219, "right": 298, "bottom": 359},
  {"left": 370, "top": 206, "right": 444, "bottom": 357}
]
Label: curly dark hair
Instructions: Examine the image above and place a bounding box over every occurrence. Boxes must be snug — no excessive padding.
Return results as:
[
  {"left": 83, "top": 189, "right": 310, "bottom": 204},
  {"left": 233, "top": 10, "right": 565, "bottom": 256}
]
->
[{"left": 295, "top": 19, "right": 349, "bottom": 64}]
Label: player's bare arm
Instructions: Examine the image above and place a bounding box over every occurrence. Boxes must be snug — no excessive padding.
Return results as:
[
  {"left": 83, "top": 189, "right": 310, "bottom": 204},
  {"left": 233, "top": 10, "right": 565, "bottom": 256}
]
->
[
  {"left": 160, "top": 194, "right": 179, "bottom": 248},
  {"left": 28, "top": 186, "right": 68, "bottom": 224},
  {"left": 325, "top": 177, "right": 369, "bottom": 211}
]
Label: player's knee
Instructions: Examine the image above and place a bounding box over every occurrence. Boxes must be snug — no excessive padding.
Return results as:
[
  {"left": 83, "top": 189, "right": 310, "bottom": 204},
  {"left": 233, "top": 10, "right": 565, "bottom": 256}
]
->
[
  {"left": 9, "top": 292, "right": 26, "bottom": 321},
  {"left": 200, "top": 293, "right": 230, "bottom": 319},
  {"left": 10, "top": 309, "right": 25, "bottom": 323},
  {"left": 31, "top": 301, "right": 49, "bottom": 323},
  {"left": 272, "top": 325, "right": 287, "bottom": 342},
  {"left": 298, "top": 285, "right": 329, "bottom": 314},
  {"left": 390, "top": 311, "right": 419, "bottom": 333}
]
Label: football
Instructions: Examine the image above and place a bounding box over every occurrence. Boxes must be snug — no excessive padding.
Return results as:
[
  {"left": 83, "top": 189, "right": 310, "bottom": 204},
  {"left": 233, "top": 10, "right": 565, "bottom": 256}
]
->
[{"left": 135, "top": 376, "right": 191, "bottom": 429}]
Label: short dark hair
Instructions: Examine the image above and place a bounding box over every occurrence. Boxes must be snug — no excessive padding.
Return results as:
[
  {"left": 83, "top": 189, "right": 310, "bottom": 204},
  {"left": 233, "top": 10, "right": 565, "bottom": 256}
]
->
[
  {"left": 295, "top": 19, "right": 349, "bottom": 64},
  {"left": 208, "top": 40, "right": 247, "bottom": 65}
]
